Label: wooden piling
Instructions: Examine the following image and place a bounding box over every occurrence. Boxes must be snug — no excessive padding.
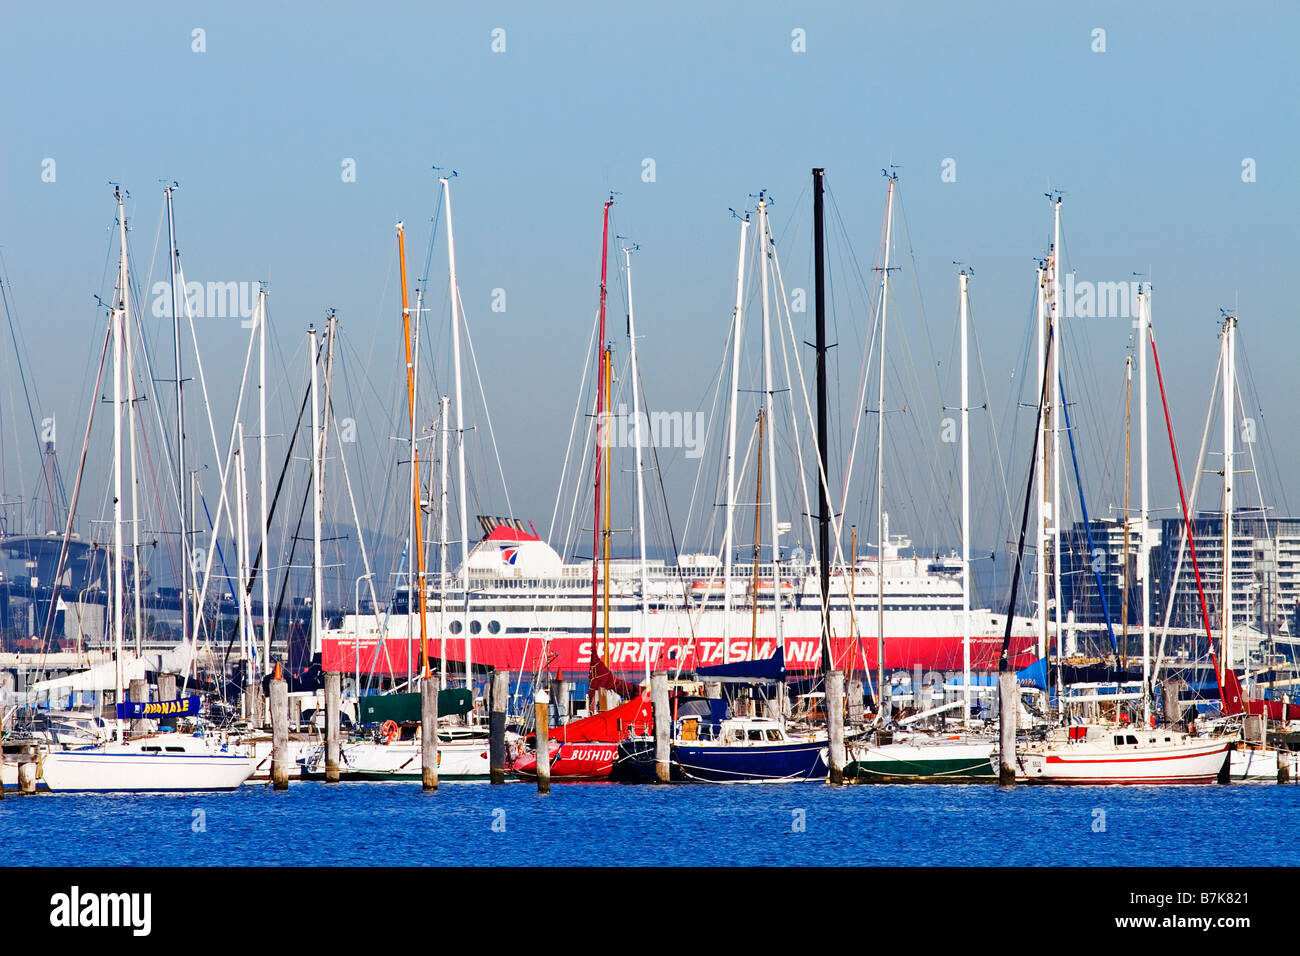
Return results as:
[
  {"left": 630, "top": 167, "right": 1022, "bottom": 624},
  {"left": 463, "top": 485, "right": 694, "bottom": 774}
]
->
[
  {"left": 1243, "top": 715, "right": 1265, "bottom": 746},
  {"left": 826, "top": 670, "right": 845, "bottom": 785},
  {"left": 421, "top": 675, "right": 439, "bottom": 791},
  {"left": 1, "top": 672, "right": 14, "bottom": 734},
  {"left": 998, "top": 670, "right": 1018, "bottom": 785},
  {"left": 156, "top": 672, "right": 177, "bottom": 705},
  {"left": 270, "top": 678, "right": 289, "bottom": 790},
  {"left": 846, "top": 679, "right": 864, "bottom": 728},
  {"left": 1161, "top": 679, "right": 1186, "bottom": 729},
  {"left": 651, "top": 671, "right": 671, "bottom": 784},
  {"left": 247, "top": 682, "right": 265, "bottom": 729},
  {"left": 324, "top": 671, "right": 341, "bottom": 783},
  {"left": 489, "top": 671, "right": 509, "bottom": 785},
  {"left": 289, "top": 695, "right": 303, "bottom": 732},
  {"left": 129, "top": 678, "right": 148, "bottom": 737},
  {"left": 550, "top": 677, "right": 566, "bottom": 726},
  {"left": 534, "top": 689, "right": 551, "bottom": 794},
  {"left": 17, "top": 758, "right": 36, "bottom": 795}
]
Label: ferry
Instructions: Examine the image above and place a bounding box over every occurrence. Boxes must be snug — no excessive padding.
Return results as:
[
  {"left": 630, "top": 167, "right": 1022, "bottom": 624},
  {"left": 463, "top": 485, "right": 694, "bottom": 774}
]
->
[{"left": 321, "top": 518, "right": 1039, "bottom": 681}]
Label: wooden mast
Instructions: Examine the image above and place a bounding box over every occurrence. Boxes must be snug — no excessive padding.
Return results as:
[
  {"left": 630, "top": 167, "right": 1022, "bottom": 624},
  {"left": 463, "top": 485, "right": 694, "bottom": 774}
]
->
[{"left": 398, "top": 222, "right": 430, "bottom": 677}]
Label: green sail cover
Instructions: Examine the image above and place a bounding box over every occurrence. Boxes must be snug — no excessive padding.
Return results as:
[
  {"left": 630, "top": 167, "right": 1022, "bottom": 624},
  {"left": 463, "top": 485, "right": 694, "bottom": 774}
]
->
[{"left": 358, "top": 688, "right": 473, "bottom": 724}]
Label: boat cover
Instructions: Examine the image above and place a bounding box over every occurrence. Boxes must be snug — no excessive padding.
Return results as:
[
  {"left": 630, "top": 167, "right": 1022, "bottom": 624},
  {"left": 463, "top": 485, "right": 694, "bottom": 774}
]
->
[
  {"left": 541, "top": 692, "right": 652, "bottom": 743},
  {"left": 697, "top": 647, "right": 786, "bottom": 683},
  {"left": 358, "top": 688, "right": 473, "bottom": 724}
]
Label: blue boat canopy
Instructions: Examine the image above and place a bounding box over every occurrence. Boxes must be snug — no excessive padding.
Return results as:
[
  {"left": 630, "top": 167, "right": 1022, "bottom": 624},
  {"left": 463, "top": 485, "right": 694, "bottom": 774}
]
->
[
  {"left": 697, "top": 648, "right": 786, "bottom": 683},
  {"left": 1016, "top": 658, "right": 1048, "bottom": 691}
]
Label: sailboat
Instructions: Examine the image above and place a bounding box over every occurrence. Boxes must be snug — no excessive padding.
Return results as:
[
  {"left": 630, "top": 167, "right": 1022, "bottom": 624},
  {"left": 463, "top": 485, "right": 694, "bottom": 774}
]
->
[
  {"left": 846, "top": 187, "right": 999, "bottom": 781},
  {"left": 303, "top": 183, "right": 514, "bottom": 780},
  {"left": 40, "top": 187, "right": 256, "bottom": 792},
  {"left": 1201, "top": 313, "right": 1300, "bottom": 781},
  {"left": 996, "top": 224, "right": 1231, "bottom": 783}
]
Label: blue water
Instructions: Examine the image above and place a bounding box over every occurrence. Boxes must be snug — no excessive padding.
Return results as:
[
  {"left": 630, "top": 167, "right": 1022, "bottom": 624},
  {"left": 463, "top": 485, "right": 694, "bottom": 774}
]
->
[{"left": 3, "top": 781, "right": 1296, "bottom": 867}]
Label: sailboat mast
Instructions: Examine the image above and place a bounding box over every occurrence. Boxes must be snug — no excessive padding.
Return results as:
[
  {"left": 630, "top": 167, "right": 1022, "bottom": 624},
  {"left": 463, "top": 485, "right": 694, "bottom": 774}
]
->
[
  {"left": 959, "top": 270, "right": 971, "bottom": 727},
  {"left": 309, "top": 325, "right": 324, "bottom": 658},
  {"left": 723, "top": 215, "right": 750, "bottom": 666},
  {"left": 412, "top": 282, "right": 425, "bottom": 681},
  {"left": 750, "top": 409, "right": 764, "bottom": 658},
  {"left": 602, "top": 345, "right": 613, "bottom": 671},
  {"left": 235, "top": 423, "right": 250, "bottom": 709},
  {"left": 591, "top": 197, "right": 613, "bottom": 694},
  {"left": 1222, "top": 313, "right": 1236, "bottom": 680},
  {"left": 165, "top": 185, "right": 189, "bottom": 659},
  {"left": 759, "top": 198, "right": 782, "bottom": 669},
  {"left": 1050, "top": 197, "right": 1064, "bottom": 665},
  {"left": 123, "top": 199, "right": 143, "bottom": 656},
  {"left": 439, "top": 394, "right": 450, "bottom": 688},
  {"left": 1137, "top": 287, "right": 1151, "bottom": 724},
  {"left": 1122, "top": 355, "right": 1132, "bottom": 669},
  {"left": 812, "top": 169, "right": 831, "bottom": 672},
  {"left": 258, "top": 290, "right": 270, "bottom": 673},
  {"left": 624, "top": 245, "right": 652, "bottom": 683},
  {"left": 398, "top": 222, "right": 430, "bottom": 677},
  {"left": 441, "top": 179, "right": 472, "bottom": 689},
  {"left": 113, "top": 187, "right": 127, "bottom": 742},
  {"left": 875, "top": 173, "right": 896, "bottom": 710},
  {"left": 1035, "top": 266, "right": 1048, "bottom": 660}
]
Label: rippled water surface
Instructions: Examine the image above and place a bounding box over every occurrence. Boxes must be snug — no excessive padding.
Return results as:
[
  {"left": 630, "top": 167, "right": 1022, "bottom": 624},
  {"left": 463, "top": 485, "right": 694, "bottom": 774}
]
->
[{"left": 3, "top": 781, "right": 1296, "bottom": 867}]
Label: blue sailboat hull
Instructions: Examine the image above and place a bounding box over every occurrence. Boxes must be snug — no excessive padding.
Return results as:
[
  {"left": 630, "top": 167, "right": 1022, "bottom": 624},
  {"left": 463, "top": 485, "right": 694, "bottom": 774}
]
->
[{"left": 672, "top": 738, "right": 828, "bottom": 783}]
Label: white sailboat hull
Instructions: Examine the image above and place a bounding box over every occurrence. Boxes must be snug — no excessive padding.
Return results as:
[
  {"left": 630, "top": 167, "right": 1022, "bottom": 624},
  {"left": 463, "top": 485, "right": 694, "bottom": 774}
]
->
[
  {"left": 1008, "top": 731, "right": 1231, "bottom": 784},
  {"left": 1229, "top": 744, "right": 1298, "bottom": 781},
  {"left": 300, "top": 737, "right": 494, "bottom": 780},
  {"left": 40, "top": 736, "right": 257, "bottom": 792}
]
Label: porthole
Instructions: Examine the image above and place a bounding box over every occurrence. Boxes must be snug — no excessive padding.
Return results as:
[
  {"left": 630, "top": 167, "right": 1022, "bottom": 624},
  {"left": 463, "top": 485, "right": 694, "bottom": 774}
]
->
[
  {"left": 488, "top": 620, "right": 501, "bottom": 634},
  {"left": 470, "top": 620, "right": 482, "bottom": 634},
  {"left": 449, "top": 620, "right": 463, "bottom": 635}
]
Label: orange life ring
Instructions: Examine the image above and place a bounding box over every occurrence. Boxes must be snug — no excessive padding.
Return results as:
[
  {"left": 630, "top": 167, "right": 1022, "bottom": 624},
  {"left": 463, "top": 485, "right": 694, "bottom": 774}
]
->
[{"left": 380, "top": 720, "right": 400, "bottom": 744}]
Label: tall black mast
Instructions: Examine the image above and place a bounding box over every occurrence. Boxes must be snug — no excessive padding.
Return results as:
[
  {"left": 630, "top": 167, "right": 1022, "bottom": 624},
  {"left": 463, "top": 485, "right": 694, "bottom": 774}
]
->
[{"left": 813, "top": 168, "right": 832, "bottom": 674}]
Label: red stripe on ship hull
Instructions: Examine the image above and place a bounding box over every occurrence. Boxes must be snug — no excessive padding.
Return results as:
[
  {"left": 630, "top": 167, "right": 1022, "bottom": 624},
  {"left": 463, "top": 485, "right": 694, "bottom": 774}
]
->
[{"left": 1044, "top": 747, "right": 1229, "bottom": 765}]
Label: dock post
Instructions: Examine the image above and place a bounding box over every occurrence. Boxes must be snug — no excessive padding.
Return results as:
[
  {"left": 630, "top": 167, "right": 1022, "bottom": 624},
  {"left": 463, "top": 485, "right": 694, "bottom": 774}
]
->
[
  {"left": 1279, "top": 753, "right": 1292, "bottom": 785},
  {"left": 998, "top": 671, "right": 1018, "bottom": 785},
  {"left": 289, "top": 695, "right": 303, "bottom": 732},
  {"left": 549, "top": 677, "right": 566, "bottom": 726},
  {"left": 421, "top": 674, "right": 439, "bottom": 791},
  {"left": 489, "top": 671, "right": 509, "bottom": 785},
  {"left": 534, "top": 689, "right": 551, "bottom": 795},
  {"left": 1161, "top": 679, "right": 1185, "bottom": 728},
  {"left": 128, "top": 678, "right": 148, "bottom": 737},
  {"left": 827, "top": 670, "right": 845, "bottom": 785},
  {"left": 324, "top": 672, "right": 340, "bottom": 783},
  {"left": 1, "top": 672, "right": 14, "bottom": 734},
  {"left": 156, "top": 672, "right": 177, "bottom": 708},
  {"left": 270, "top": 677, "right": 289, "bottom": 790},
  {"left": 846, "top": 678, "right": 864, "bottom": 728},
  {"left": 247, "top": 682, "right": 265, "bottom": 729},
  {"left": 651, "top": 671, "right": 671, "bottom": 784},
  {"left": 17, "top": 757, "right": 36, "bottom": 795}
]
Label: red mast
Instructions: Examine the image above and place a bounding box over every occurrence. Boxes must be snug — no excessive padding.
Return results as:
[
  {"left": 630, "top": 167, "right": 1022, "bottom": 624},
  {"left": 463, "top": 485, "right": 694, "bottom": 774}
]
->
[{"left": 590, "top": 197, "right": 613, "bottom": 699}]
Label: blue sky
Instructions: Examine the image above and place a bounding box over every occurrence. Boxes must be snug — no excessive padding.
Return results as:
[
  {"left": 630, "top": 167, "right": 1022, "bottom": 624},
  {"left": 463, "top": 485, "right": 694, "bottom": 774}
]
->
[{"left": 1, "top": 1, "right": 1296, "bottom": 598}]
